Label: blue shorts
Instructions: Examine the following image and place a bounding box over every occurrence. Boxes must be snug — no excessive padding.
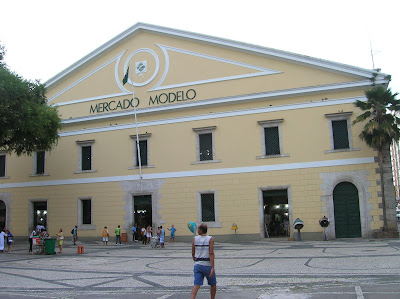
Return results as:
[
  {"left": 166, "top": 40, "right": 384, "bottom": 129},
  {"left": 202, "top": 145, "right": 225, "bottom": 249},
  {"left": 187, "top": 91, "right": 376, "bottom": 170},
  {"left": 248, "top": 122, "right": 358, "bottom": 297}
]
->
[{"left": 193, "top": 264, "right": 216, "bottom": 286}]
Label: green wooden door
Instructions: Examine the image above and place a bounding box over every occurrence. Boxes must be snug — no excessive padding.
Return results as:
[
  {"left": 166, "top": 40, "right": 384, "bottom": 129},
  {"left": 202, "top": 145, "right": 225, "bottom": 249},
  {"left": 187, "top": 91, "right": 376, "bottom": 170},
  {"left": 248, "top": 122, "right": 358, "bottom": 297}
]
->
[{"left": 333, "top": 182, "right": 361, "bottom": 238}]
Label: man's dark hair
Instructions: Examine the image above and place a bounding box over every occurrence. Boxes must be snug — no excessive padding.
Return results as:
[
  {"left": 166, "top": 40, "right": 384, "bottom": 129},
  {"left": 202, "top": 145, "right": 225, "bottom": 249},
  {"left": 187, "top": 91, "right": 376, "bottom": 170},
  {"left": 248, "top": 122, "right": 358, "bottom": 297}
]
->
[{"left": 198, "top": 223, "right": 208, "bottom": 234}]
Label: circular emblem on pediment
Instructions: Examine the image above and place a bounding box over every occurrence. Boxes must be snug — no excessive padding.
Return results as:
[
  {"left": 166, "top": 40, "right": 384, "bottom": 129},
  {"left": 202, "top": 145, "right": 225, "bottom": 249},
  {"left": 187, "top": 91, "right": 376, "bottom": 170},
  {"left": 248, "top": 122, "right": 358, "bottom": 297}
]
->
[
  {"left": 122, "top": 49, "right": 159, "bottom": 87},
  {"left": 136, "top": 61, "right": 147, "bottom": 74}
]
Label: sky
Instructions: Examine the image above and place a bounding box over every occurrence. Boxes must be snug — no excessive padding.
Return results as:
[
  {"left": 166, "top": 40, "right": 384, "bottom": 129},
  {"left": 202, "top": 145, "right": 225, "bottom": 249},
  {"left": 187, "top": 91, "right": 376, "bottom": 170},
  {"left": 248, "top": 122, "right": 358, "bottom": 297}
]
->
[{"left": 1, "top": 0, "right": 399, "bottom": 94}]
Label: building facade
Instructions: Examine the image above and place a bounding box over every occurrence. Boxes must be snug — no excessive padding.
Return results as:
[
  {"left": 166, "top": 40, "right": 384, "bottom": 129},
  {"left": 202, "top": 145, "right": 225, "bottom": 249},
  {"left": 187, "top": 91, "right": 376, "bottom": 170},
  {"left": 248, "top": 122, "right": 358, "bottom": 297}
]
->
[{"left": 0, "top": 23, "right": 395, "bottom": 241}]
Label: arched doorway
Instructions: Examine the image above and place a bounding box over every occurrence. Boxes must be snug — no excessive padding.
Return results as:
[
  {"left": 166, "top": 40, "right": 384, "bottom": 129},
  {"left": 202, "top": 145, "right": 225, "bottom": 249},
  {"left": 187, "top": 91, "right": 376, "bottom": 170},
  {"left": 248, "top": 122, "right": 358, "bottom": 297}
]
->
[
  {"left": 0, "top": 200, "right": 6, "bottom": 230},
  {"left": 333, "top": 182, "right": 361, "bottom": 238}
]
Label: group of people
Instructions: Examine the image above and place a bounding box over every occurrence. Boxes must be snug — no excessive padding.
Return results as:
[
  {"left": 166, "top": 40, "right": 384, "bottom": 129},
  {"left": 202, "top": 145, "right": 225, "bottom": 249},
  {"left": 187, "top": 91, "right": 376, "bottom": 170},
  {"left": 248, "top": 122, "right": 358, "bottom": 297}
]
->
[
  {"left": 27, "top": 225, "right": 65, "bottom": 254},
  {"left": 100, "top": 224, "right": 177, "bottom": 248},
  {"left": 101, "top": 225, "right": 125, "bottom": 246},
  {"left": 0, "top": 228, "right": 13, "bottom": 253},
  {"left": 266, "top": 216, "right": 290, "bottom": 237},
  {"left": 3, "top": 222, "right": 216, "bottom": 298},
  {"left": 137, "top": 224, "right": 177, "bottom": 247}
]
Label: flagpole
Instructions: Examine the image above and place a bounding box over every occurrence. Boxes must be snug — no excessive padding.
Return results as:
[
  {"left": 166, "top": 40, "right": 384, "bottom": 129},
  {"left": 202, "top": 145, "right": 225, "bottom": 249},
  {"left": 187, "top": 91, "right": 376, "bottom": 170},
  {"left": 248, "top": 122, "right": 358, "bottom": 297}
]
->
[{"left": 131, "top": 63, "right": 142, "bottom": 180}]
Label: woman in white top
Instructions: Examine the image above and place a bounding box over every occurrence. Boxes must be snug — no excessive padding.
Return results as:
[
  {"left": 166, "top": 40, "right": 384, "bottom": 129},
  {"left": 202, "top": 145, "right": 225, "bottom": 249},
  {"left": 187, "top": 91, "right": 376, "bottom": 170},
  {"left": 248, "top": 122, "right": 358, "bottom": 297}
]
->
[
  {"left": 146, "top": 225, "right": 152, "bottom": 244},
  {"left": 0, "top": 229, "right": 7, "bottom": 252}
]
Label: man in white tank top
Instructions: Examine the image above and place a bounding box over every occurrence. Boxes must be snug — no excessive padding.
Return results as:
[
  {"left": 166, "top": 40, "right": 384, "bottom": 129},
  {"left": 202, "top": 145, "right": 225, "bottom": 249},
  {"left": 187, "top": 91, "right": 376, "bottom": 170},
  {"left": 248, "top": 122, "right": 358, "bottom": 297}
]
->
[{"left": 191, "top": 223, "right": 216, "bottom": 299}]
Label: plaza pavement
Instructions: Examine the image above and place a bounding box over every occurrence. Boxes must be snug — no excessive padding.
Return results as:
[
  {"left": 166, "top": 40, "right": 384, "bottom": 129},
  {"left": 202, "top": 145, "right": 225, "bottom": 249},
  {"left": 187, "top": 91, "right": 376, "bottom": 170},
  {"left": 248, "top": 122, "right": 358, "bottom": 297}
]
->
[{"left": 0, "top": 237, "right": 400, "bottom": 299}]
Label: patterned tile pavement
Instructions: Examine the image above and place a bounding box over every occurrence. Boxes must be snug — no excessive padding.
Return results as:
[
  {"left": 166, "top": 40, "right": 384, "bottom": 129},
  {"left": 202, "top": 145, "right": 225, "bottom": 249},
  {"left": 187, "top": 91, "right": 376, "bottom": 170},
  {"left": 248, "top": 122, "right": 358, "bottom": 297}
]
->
[{"left": 0, "top": 237, "right": 400, "bottom": 298}]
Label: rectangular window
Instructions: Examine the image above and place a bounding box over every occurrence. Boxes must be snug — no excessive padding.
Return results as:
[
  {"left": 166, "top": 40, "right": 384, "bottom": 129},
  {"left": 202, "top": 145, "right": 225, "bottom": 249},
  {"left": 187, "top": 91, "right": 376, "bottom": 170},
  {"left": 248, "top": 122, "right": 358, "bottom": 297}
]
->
[
  {"left": 258, "top": 119, "right": 285, "bottom": 158},
  {"left": 36, "top": 151, "right": 45, "bottom": 174},
  {"left": 0, "top": 155, "right": 5, "bottom": 177},
  {"left": 82, "top": 199, "right": 92, "bottom": 225},
  {"left": 197, "top": 191, "right": 221, "bottom": 228},
  {"left": 264, "top": 127, "right": 280, "bottom": 155},
  {"left": 136, "top": 140, "right": 148, "bottom": 166},
  {"left": 332, "top": 120, "right": 350, "bottom": 149},
  {"left": 325, "top": 112, "right": 355, "bottom": 153},
  {"left": 81, "top": 146, "right": 92, "bottom": 171},
  {"left": 76, "top": 140, "right": 95, "bottom": 172},
  {"left": 130, "top": 133, "right": 151, "bottom": 168},
  {"left": 199, "top": 133, "right": 213, "bottom": 161},
  {"left": 193, "top": 126, "right": 217, "bottom": 163},
  {"left": 201, "top": 193, "right": 215, "bottom": 222}
]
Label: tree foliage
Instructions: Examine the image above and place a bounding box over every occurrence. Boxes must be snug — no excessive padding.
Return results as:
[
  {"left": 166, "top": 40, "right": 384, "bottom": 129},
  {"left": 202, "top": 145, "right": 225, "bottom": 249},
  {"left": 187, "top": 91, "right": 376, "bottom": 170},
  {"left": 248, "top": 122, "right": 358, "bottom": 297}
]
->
[
  {"left": 353, "top": 86, "right": 400, "bottom": 150},
  {"left": 0, "top": 44, "right": 62, "bottom": 156},
  {"left": 353, "top": 85, "right": 400, "bottom": 231}
]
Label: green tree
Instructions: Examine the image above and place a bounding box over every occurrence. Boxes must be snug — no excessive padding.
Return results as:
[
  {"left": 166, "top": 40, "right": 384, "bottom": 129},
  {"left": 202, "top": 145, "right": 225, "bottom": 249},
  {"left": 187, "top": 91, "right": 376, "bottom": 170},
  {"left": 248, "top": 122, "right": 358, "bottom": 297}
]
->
[
  {"left": 0, "top": 43, "right": 62, "bottom": 156},
  {"left": 353, "top": 86, "right": 400, "bottom": 231}
]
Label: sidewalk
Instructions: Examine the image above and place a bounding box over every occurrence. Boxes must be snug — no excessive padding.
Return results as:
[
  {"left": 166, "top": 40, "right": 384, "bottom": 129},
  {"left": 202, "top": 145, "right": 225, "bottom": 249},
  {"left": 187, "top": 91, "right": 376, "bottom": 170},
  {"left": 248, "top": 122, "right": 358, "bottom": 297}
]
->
[{"left": 1, "top": 238, "right": 400, "bottom": 298}]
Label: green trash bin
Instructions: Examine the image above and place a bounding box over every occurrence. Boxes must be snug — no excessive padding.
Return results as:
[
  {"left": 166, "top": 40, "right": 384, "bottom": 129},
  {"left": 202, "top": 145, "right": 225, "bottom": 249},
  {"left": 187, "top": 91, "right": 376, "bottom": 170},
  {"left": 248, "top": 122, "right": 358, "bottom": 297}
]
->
[{"left": 44, "top": 238, "right": 56, "bottom": 255}]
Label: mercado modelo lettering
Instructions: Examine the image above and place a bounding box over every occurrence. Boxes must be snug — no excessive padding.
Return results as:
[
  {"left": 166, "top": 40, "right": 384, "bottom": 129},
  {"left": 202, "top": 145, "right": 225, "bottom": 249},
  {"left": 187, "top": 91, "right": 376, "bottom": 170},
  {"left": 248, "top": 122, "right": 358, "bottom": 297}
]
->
[
  {"left": 148, "top": 89, "right": 196, "bottom": 105},
  {"left": 89, "top": 89, "right": 196, "bottom": 114}
]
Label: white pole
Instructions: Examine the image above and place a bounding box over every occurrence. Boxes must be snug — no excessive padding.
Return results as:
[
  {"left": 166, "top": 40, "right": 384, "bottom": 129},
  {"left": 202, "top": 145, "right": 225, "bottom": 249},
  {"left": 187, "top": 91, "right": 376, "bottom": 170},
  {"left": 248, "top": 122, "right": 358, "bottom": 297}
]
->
[{"left": 131, "top": 63, "right": 142, "bottom": 180}]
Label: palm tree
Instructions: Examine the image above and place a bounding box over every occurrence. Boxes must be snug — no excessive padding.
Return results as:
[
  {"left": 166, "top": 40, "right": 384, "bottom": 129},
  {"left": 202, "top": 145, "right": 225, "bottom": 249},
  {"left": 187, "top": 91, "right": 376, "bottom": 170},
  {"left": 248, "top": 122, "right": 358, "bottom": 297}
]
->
[{"left": 353, "top": 86, "right": 400, "bottom": 231}]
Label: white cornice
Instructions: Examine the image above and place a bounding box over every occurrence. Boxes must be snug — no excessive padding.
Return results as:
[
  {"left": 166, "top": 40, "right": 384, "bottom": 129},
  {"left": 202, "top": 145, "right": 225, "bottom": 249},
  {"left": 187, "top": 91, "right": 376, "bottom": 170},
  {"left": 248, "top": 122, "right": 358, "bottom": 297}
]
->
[
  {"left": 60, "top": 95, "right": 365, "bottom": 137},
  {"left": 45, "top": 23, "right": 388, "bottom": 89},
  {"left": 60, "top": 79, "right": 382, "bottom": 126},
  {"left": 0, "top": 157, "right": 374, "bottom": 189}
]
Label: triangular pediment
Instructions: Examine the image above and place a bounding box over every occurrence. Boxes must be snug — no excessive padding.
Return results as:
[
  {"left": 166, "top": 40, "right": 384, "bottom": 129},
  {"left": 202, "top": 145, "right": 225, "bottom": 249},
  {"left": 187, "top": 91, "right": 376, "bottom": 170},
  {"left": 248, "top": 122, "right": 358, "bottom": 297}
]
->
[
  {"left": 45, "top": 23, "right": 388, "bottom": 121},
  {"left": 150, "top": 44, "right": 280, "bottom": 91}
]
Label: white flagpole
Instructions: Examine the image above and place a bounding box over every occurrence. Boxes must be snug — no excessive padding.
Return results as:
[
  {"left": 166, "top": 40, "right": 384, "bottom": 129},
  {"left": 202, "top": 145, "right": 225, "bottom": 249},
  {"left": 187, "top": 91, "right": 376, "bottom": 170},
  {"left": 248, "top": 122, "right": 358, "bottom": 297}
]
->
[{"left": 131, "top": 63, "right": 142, "bottom": 180}]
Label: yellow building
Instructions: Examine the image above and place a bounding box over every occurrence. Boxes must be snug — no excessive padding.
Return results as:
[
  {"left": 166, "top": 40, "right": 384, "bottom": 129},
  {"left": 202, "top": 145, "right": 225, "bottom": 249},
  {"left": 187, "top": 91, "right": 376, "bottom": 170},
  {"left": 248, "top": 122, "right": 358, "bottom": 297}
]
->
[{"left": 0, "top": 23, "right": 395, "bottom": 241}]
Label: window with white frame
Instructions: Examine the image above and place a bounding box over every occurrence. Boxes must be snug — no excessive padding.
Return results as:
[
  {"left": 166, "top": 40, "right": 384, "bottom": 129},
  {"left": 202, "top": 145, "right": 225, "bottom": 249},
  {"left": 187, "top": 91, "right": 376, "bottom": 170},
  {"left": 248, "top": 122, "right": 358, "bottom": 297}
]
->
[
  {"left": 78, "top": 197, "right": 95, "bottom": 229},
  {"left": 193, "top": 126, "right": 220, "bottom": 163},
  {"left": 34, "top": 151, "right": 46, "bottom": 175},
  {"left": 130, "top": 133, "right": 152, "bottom": 168},
  {"left": 76, "top": 140, "right": 95, "bottom": 172},
  {"left": 81, "top": 199, "right": 92, "bottom": 224},
  {"left": 0, "top": 153, "right": 6, "bottom": 178},
  {"left": 325, "top": 112, "right": 358, "bottom": 152},
  {"left": 197, "top": 191, "right": 221, "bottom": 228},
  {"left": 257, "top": 119, "right": 287, "bottom": 158}
]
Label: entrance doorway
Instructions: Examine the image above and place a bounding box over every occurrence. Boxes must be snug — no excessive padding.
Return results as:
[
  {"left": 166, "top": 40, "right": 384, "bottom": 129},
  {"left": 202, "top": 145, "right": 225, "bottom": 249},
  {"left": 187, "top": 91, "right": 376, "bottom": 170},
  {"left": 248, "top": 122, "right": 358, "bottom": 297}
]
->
[
  {"left": 263, "top": 189, "right": 289, "bottom": 238},
  {"left": 133, "top": 195, "right": 152, "bottom": 230},
  {"left": 333, "top": 182, "right": 361, "bottom": 238},
  {"left": 0, "top": 200, "right": 6, "bottom": 230},
  {"left": 33, "top": 202, "right": 47, "bottom": 229}
]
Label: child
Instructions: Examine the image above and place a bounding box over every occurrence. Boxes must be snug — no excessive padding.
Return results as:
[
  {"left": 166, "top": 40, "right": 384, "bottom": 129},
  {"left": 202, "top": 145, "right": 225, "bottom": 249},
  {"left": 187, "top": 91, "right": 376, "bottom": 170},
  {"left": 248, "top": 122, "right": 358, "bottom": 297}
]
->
[
  {"left": 72, "top": 226, "right": 78, "bottom": 245},
  {"left": 102, "top": 226, "right": 109, "bottom": 245},
  {"left": 56, "top": 228, "right": 64, "bottom": 253},
  {"left": 6, "top": 230, "right": 13, "bottom": 252},
  {"left": 28, "top": 228, "right": 37, "bottom": 254},
  {"left": 168, "top": 224, "right": 177, "bottom": 243},
  {"left": 141, "top": 226, "right": 146, "bottom": 244}
]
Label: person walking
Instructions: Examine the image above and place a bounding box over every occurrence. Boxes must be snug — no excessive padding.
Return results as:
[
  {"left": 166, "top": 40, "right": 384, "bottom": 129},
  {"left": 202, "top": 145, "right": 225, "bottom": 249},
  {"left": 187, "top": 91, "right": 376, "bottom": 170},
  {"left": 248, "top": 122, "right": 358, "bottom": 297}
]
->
[
  {"left": 115, "top": 225, "right": 122, "bottom": 245},
  {"left": 141, "top": 226, "right": 146, "bottom": 244},
  {"left": 56, "top": 228, "right": 64, "bottom": 254},
  {"left": 132, "top": 224, "right": 137, "bottom": 242},
  {"left": 0, "top": 229, "right": 7, "bottom": 253},
  {"left": 28, "top": 228, "right": 37, "bottom": 254},
  {"left": 72, "top": 226, "right": 78, "bottom": 245},
  {"left": 39, "top": 228, "right": 48, "bottom": 254},
  {"left": 159, "top": 226, "right": 165, "bottom": 248},
  {"left": 6, "top": 230, "right": 13, "bottom": 252},
  {"left": 168, "top": 224, "right": 176, "bottom": 243},
  {"left": 146, "top": 225, "right": 152, "bottom": 245},
  {"left": 191, "top": 223, "right": 216, "bottom": 299},
  {"left": 102, "top": 226, "right": 109, "bottom": 245}
]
